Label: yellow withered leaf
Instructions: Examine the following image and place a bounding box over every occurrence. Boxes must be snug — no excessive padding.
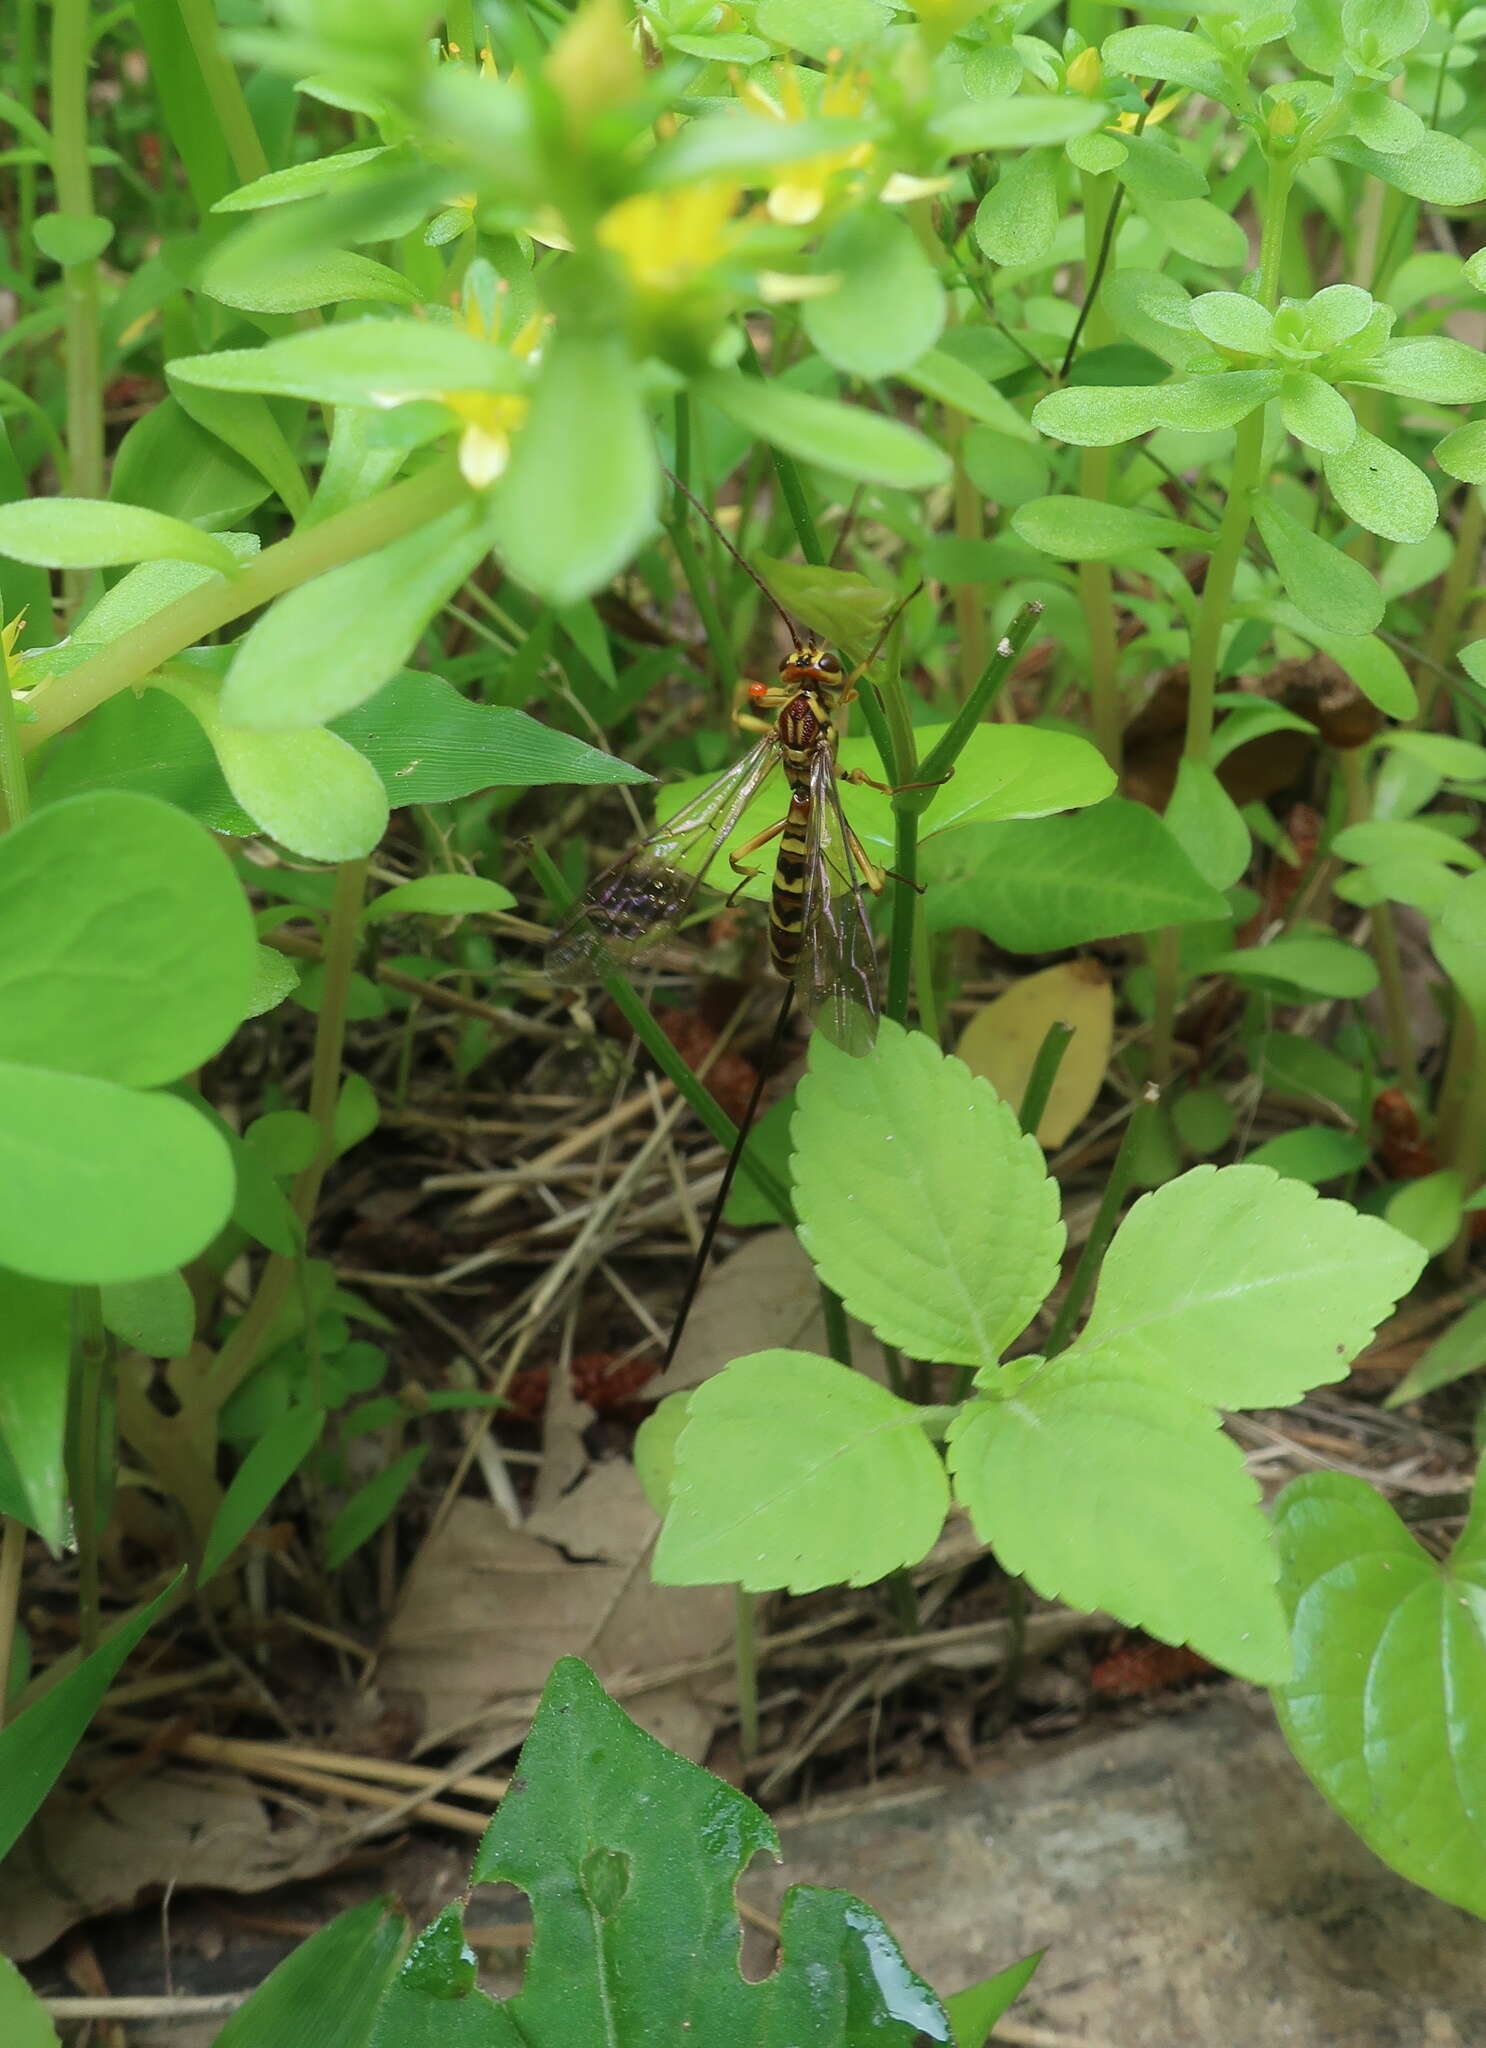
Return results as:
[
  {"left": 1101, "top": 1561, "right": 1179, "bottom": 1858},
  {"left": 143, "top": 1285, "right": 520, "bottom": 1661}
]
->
[{"left": 955, "top": 959, "right": 1113, "bottom": 1148}]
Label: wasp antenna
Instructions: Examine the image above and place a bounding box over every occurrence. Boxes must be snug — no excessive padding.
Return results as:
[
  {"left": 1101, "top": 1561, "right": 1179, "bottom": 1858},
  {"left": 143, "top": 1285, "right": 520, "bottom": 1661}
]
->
[
  {"left": 844, "top": 579, "right": 922, "bottom": 693},
  {"left": 663, "top": 466, "right": 804, "bottom": 648}
]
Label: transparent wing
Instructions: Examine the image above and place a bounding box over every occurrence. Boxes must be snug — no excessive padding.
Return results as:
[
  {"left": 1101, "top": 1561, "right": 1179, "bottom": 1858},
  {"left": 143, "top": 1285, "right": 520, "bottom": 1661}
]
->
[
  {"left": 547, "top": 736, "right": 782, "bottom": 982},
  {"left": 795, "top": 746, "right": 880, "bottom": 1054}
]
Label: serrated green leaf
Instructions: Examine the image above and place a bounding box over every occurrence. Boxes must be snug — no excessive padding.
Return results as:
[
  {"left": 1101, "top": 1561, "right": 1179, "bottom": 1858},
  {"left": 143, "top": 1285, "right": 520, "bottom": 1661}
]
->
[
  {"left": 803, "top": 204, "right": 944, "bottom": 377},
  {"left": 1271, "top": 1470, "right": 1486, "bottom": 1917},
  {"left": 1279, "top": 370, "right": 1357, "bottom": 453},
  {"left": 698, "top": 369, "right": 951, "bottom": 489},
  {"left": 0, "top": 790, "right": 255, "bottom": 1086},
  {"left": 923, "top": 799, "right": 1229, "bottom": 951},
  {"left": 1253, "top": 497, "right": 1384, "bottom": 634},
  {"left": 792, "top": 1022, "right": 1062, "bottom": 1369},
  {"left": 948, "top": 1357, "right": 1291, "bottom": 1683},
  {"left": 653, "top": 1351, "right": 949, "bottom": 1592},
  {"left": 1011, "top": 495, "right": 1208, "bottom": 559},
  {"left": 1075, "top": 1162, "right": 1423, "bottom": 1404},
  {"left": 0, "top": 1273, "right": 70, "bottom": 1546},
  {"left": 490, "top": 330, "right": 660, "bottom": 606},
  {"left": 1324, "top": 426, "right": 1438, "bottom": 543},
  {"left": 222, "top": 505, "right": 489, "bottom": 728},
  {"left": 0, "top": 497, "right": 236, "bottom": 572}
]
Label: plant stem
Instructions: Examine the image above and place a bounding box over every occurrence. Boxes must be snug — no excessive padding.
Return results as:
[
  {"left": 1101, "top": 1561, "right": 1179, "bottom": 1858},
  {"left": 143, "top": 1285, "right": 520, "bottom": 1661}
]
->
[
  {"left": 1338, "top": 746, "right": 1420, "bottom": 1098},
  {"left": 293, "top": 859, "right": 368, "bottom": 1225},
  {"left": 1443, "top": 1010, "right": 1484, "bottom": 1283},
  {"left": 1182, "top": 407, "right": 1264, "bottom": 765},
  {"left": 72, "top": 1289, "right": 110, "bottom": 1655},
  {"left": 174, "top": 0, "right": 270, "bottom": 185},
  {"left": 1076, "top": 173, "right": 1123, "bottom": 771},
  {"left": 15, "top": 0, "right": 39, "bottom": 293},
  {"left": 917, "top": 600, "right": 1041, "bottom": 788},
  {"left": 910, "top": 887, "right": 940, "bottom": 1044},
  {"left": 950, "top": 440, "right": 985, "bottom": 699},
  {"left": 0, "top": 654, "right": 31, "bottom": 832},
  {"left": 50, "top": 0, "right": 104, "bottom": 608},
  {"left": 0, "top": 1517, "right": 25, "bottom": 1725},
  {"left": 1417, "top": 486, "right": 1484, "bottom": 725},
  {"left": 741, "top": 332, "right": 824, "bottom": 565},
  {"left": 1148, "top": 925, "right": 1181, "bottom": 1088},
  {"left": 24, "top": 459, "right": 467, "bottom": 747},
  {"left": 1044, "top": 1087, "right": 1158, "bottom": 1356},
  {"left": 734, "top": 1587, "right": 759, "bottom": 1759},
  {"left": 887, "top": 807, "right": 917, "bottom": 1029}
]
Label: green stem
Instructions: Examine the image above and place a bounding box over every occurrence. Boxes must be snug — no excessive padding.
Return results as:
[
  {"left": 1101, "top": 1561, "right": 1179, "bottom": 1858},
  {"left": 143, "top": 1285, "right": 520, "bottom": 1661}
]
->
[
  {"left": 734, "top": 1587, "right": 759, "bottom": 1759},
  {"left": 15, "top": 0, "right": 39, "bottom": 292},
  {"left": 1018, "top": 1022, "right": 1074, "bottom": 1140},
  {"left": 1148, "top": 926, "right": 1181, "bottom": 1088},
  {"left": 741, "top": 332, "right": 824, "bottom": 566},
  {"left": 0, "top": 1517, "right": 24, "bottom": 1725},
  {"left": 0, "top": 653, "right": 31, "bottom": 832},
  {"left": 950, "top": 439, "right": 985, "bottom": 700},
  {"left": 917, "top": 600, "right": 1041, "bottom": 788},
  {"left": 1338, "top": 746, "right": 1420, "bottom": 1097},
  {"left": 820, "top": 1283, "right": 853, "bottom": 1371},
  {"left": 443, "top": 0, "right": 477, "bottom": 55},
  {"left": 1044, "top": 1088, "right": 1158, "bottom": 1357},
  {"left": 1417, "top": 487, "right": 1484, "bottom": 725},
  {"left": 1443, "top": 1010, "right": 1484, "bottom": 1283},
  {"left": 887, "top": 807, "right": 917, "bottom": 1030},
  {"left": 24, "top": 459, "right": 467, "bottom": 747},
  {"left": 910, "top": 885, "right": 940, "bottom": 1044},
  {"left": 1182, "top": 407, "right": 1265, "bottom": 765},
  {"left": 50, "top": 0, "right": 104, "bottom": 595},
  {"left": 1076, "top": 173, "right": 1123, "bottom": 770},
  {"left": 72, "top": 1289, "right": 110, "bottom": 1655},
  {"left": 174, "top": 0, "right": 270, "bottom": 185}
]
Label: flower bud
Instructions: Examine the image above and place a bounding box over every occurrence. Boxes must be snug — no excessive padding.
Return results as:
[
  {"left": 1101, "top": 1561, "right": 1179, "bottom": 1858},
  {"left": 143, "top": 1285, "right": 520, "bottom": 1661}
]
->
[
  {"left": 1267, "top": 96, "right": 1299, "bottom": 142},
  {"left": 1066, "top": 47, "right": 1103, "bottom": 97}
]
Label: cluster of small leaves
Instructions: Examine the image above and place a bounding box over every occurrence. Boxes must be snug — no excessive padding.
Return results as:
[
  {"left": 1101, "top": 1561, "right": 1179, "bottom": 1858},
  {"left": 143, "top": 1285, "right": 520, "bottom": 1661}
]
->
[{"left": 647, "top": 1025, "right": 1425, "bottom": 1690}]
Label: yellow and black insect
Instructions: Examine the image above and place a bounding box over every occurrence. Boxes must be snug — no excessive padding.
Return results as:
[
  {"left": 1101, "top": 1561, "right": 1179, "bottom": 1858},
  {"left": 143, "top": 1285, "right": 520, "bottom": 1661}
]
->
[{"left": 547, "top": 523, "right": 905, "bottom": 1051}]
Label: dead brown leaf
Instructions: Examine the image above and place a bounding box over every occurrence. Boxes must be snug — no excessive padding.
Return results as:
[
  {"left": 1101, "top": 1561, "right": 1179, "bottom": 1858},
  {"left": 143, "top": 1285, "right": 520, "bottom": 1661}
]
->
[{"left": 956, "top": 961, "right": 1114, "bottom": 1148}]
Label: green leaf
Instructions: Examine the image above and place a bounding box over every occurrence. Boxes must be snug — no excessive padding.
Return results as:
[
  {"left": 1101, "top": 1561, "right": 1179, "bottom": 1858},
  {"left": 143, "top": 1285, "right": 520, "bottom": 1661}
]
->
[
  {"left": 100, "top": 1270, "right": 195, "bottom": 1357},
  {"left": 169, "top": 319, "right": 528, "bottom": 405},
  {"left": 1385, "top": 731, "right": 1486, "bottom": 781},
  {"left": 946, "top": 1953, "right": 1044, "bottom": 2048},
  {"left": 363, "top": 874, "right": 516, "bottom": 923},
  {"left": 1253, "top": 497, "right": 1384, "bottom": 634},
  {"left": 931, "top": 95, "right": 1104, "bottom": 153},
  {"left": 222, "top": 505, "right": 489, "bottom": 728},
  {"left": 1031, "top": 384, "right": 1164, "bottom": 448},
  {"left": 0, "top": 497, "right": 237, "bottom": 572},
  {"left": 900, "top": 352, "right": 1036, "bottom": 439},
  {"left": 0, "top": 1273, "right": 70, "bottom": 1546},
  {"left": 1333, "top": 819, "right": 1483, "bottom": 871},
  {"left": 490, "top": 330, "right": 659, "bottom": 606},
  {"left": 0, "top": 791, "right": 255, "bottom": 1086},
  {"left": 1325, "top": 130, "right": 1486, "bottom": 205},
  {"left": 923, "top": 800, "right": 1229, "bottom": 951},
  {"left": 1212, "top": 933, "right": 1377, "bottom": 997},
  {"left": 750, "top": 554, "right": 899, "bottom": 644},
  {"left": 245, "top": 1108, "right": 321, "bottom": 1175},
  {"left": 1350, "top": 336, "right": 1486, "bottom": 404},
  {"left": 754, "top": 0, "right": 892, "bottom": 59},
  {"left": 959, "top": 427, "right": 1051, "bottom": 509},
  {"left": 218, "top": 1900, "right": 407, "bottom": 2048},
  {"left": 1142, "top": 195, "right": 1248, "bottom": 269},
  {"left": 71, "top": 533, "right": 259, "bottom": 647},
  {"left": 1385, "top": 1298, "right": 1486, "bottom": 1406},
  {"left": 1102, "top": 24, "right": 1233, "bottom": 100},
  {"left": 456, "top": 1657, "right": 951, "bottom": 2043},
  {"left": 1076, "top": 1162, "right": 1422, "bottom": 1404},
  {"left": 1435, "top": 418, "right": 1486, "bottom": 484},
  {"left": 170, "top": 384, "right": 311, "bottom": 523},
  {"left": 0, "top": 1575, "right": 180, "bottom": 1861},
  {"left": 791, "top": 1022, "right": 1063, "bottom": 1369},
  {"left": 109, "top": 397, "right": 271, "bottom": 534},
  {"left": 1246, "top": 1128, "right": 1370, "bottom": 1185},
  {"left": 324, "top": 1446, "right": 427, "bottom": 1568},
  {"left": 1189, "top": 291, "right": 1274, "bottom": 355},
  {"left": 948, "top": 1357, "right": 1291, "bottom": 1684},
  {"left": 1261, "top": 605, "right": 1417, "bottom": 718},
  {"left": 633, "top": 1392, "right": 691, "bottom": 1514},
  {"left": 1279, "top": 371, "right": 1357, "bottom": 454},
  {"left": 0, "top": 1956, "right": 59, "bottom": 2048},
  {"left": 697, "top": 369, "right": 951, "bottom": 489},
  {"left": 1323, "top": 427, "right": 1438, "bottom": 544},
  {"left": 1271, "top": 1470, "right": 1486, "bottom": 1917},
  {"left": 0, "top": 1064, "right": 235, "bottom": 1284},
  {"left": 214, "top": 146, "right": 391, "bottom": 211},
  {"left": 32, "top": 211, "right": 112, "bottom": 265},
  {"left": 974, "top": 151, "right": 1059, "bottom": 268},
  {"left": 1154, "top": 370, "right": 1281, "bottom": 432},
  {"left": 1433, "top": 871, "right": 1486, "bottom": 1024},
  {"left": 1164, "top": 759, "right": 1252, "bottom": 892},
  {"left": 803, "top": 204, "right": 944, "bottom": 378},
  {"left": 248, "top": 945, "right": 300, "bottom": 1018},
  {"left": 653, "top": 1351, "right": 949, "bottom": 1592},
  {"left": 200, "top": 1405, "right": 326, "bottom": 1583},
  {"left": 1011, "top": 495, "right": 1208, "bottom": 559},
  {"left": 201, "top": 239, "right": 420, "bottom": 316},
  {"left": 1385, "top": 1169, "right": 1463, "bottom": 1256},
  {"left": 333, "top": 1069, "right": 381, "bottom": 1156},
  {"left": 159, "top": 673, "right": 390, "bottom": 861}
]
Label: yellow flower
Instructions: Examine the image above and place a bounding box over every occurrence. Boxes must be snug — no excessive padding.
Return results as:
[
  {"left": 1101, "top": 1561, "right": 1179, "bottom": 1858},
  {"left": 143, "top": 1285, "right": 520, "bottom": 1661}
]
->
[
  {"left": 444, "top": 288, "right": 547, "bottom": 488},
  {"left": 736, "top": 63, "right": 874, "bottom": 226},
  {"left": 597, "top": 182, "right": 741, "bottom": 292}
]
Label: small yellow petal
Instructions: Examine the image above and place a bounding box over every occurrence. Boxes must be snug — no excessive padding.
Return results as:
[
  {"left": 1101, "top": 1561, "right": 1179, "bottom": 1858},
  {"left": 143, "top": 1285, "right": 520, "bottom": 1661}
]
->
[{"left": 459, "top": 423, "right": 512, "bottom": 488}]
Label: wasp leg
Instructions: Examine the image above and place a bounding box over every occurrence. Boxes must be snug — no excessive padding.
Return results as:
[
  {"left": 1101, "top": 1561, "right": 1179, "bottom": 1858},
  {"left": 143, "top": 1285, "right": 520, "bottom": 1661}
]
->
[
  {"left": 841, "top": 765, "right": 954, "bottom": 797},
  {"left": 842, "top": 818, "right": 889, "bottom": 895},
  {"left": 726, "top": 814, "right": 788, "bottom": 904}
]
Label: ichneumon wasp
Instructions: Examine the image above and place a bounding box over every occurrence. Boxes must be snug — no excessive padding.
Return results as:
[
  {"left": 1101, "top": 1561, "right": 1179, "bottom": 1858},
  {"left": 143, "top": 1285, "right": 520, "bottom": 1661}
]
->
[{"left": 546, "top": 482, "right": 928, "bottom": 1053}]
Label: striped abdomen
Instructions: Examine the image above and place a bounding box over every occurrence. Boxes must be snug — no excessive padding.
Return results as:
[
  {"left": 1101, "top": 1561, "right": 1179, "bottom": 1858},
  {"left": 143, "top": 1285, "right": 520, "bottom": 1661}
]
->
[{"left": 769, "top": 793, "right": 811, "bottom": 979}]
